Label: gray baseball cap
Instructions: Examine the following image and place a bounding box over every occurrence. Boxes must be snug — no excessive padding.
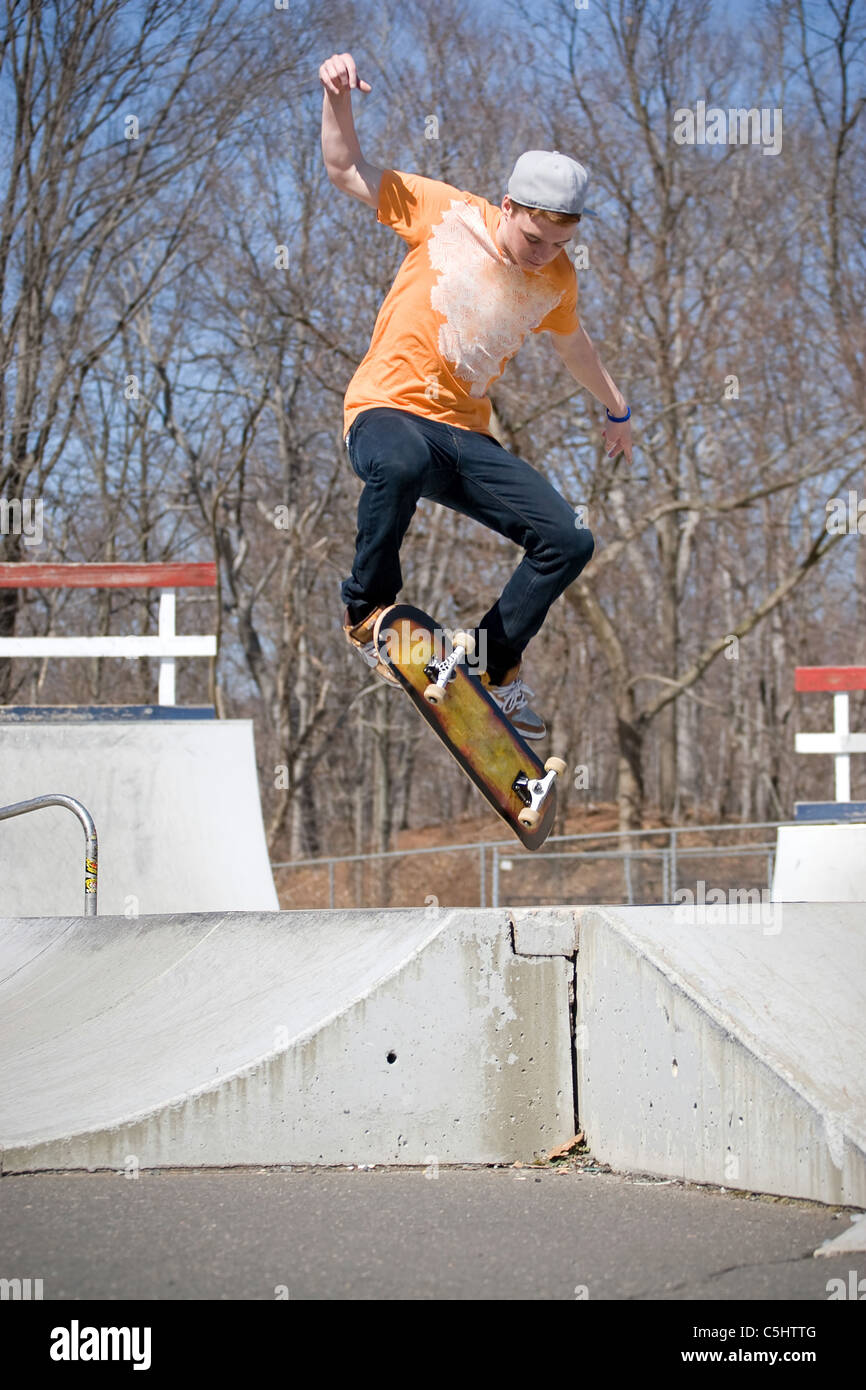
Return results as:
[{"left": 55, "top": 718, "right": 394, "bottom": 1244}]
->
[{"left": 506, "top": 149, "right": 596, "bottom": 217}]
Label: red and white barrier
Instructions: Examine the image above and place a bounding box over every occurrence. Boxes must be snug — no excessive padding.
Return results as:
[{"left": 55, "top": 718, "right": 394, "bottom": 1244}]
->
[{"left": 0, "top": 563, "right": 217, "bottom": 706}]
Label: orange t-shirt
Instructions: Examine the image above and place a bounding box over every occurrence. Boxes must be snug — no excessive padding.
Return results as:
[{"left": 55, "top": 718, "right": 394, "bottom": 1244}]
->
[{"left": 343, "top": 169, "right": 579, "bottom": 437}]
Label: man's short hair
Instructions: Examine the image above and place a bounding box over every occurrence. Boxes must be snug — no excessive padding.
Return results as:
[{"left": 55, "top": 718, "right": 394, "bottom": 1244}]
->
[{"left": 507, "top": 198, "right": 581, "bottom": 226}]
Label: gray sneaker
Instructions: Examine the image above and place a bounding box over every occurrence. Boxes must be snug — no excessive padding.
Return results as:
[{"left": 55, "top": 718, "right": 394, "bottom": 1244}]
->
[{"left": 481, "top": 664, "right": 546, "bottom": 740}]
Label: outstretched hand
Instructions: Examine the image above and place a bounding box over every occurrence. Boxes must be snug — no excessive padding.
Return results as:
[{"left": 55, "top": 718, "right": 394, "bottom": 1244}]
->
[
  {"left": 319, "top": 52, "right": 372, "bottom": 96},
  {"left": 602, "top": 417, "right": 633, "bottom": 466}
]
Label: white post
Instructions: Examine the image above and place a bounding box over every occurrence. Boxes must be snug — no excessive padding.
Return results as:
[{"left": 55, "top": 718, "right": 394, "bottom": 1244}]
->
[
  {"left": 834, "top": 692, "right": 851, "bottom": 802},
  {"left": 158, "top": 589, "right": 176, "bottom": 706}
]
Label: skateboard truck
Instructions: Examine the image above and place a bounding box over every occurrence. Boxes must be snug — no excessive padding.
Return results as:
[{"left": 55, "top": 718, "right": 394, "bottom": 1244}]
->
[
  {"left": 513, "top": 758, "right": 567, "bottom": 829},
  {"left": 424, "top": 630, "right": 476, "bottom": 705}
]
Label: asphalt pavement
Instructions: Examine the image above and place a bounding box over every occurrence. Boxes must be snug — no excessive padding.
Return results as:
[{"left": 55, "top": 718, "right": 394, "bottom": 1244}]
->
[{"left": 2, "top": 1164, "right": 862, "bottom": 1301}]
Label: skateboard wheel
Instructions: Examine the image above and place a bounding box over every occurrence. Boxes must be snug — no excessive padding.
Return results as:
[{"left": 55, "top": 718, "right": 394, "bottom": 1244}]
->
[
  {"left": 452, "top": 630, "right": 476, "bottom": 658},
  {"left": 424, "top": 683, "right": 445, "bottom": 705},
  {"left": 518, "top": 807, "right": 540, "bottom": 829},
  {"left": 544, "top": 757, "right": 567, "bottom": 777}
]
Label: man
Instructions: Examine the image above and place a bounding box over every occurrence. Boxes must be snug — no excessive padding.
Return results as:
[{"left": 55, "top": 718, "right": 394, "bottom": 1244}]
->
[{"left": 320, "top": 51, "right": 632, "bottom": 738}]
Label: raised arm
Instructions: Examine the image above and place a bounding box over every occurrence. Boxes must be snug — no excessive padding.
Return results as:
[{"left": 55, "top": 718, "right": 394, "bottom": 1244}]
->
[
  {"left": 551, "top": 323, "right": 633, "bottom": 464},
  {"left": 319, "top": 52, "right": 384, "bottom": 210}
]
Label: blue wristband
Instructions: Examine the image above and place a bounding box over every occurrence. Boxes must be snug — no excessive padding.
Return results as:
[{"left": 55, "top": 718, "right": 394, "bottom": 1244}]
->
[{"left": 606, "top": 405, "right": 631, "bottom": 423}]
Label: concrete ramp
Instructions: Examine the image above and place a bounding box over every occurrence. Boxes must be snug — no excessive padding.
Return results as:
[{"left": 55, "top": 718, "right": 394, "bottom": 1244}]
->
[
  {"left": 0, "top": 909, "right": 573, "bottom": 1172},
  {"left": 0, "top": 720, "right": 277, "bottom": 914},
  {"left": 574, "top": 903, "right": 866, "bottom": 1206},
  {"left": 772, "top": 823, "right": 866, "bottom": 900}
]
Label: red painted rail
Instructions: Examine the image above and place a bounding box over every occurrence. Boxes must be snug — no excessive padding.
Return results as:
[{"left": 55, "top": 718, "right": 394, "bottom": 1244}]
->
[
  {"left": 0, "top": 563, "right": 216, "bottom": 589},
  {"left": 795, "top": 667, "right": 866, "bottom": 693}
]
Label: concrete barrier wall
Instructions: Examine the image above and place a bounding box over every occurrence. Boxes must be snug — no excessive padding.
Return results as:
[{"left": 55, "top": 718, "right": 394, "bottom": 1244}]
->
[{"left": 573, "top": 904, "right": 866, "bottom": 1206}]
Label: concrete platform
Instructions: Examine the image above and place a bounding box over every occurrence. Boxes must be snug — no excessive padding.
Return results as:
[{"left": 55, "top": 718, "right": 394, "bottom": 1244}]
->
[{"left": 2, "top": 902, "right": 863, "bottom": 1204}]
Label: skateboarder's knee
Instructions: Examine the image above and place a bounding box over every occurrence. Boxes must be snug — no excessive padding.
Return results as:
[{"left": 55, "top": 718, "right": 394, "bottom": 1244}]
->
[
  {"left": 558, "top": 522, "right": 595, "bottom": 576},
  {"left": 367, "top": 445, "right": 429, "bottom": 496}
]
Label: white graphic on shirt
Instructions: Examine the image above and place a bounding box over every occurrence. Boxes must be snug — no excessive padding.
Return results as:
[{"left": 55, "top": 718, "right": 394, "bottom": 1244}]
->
[{"left": 427, "top": 200, "right": 563, "bottom": 397}]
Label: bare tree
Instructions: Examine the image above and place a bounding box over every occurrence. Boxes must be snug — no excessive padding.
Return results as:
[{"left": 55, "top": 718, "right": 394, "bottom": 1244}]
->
[{"left": 0, "top": 0, "right": 318, "bottom": 693}]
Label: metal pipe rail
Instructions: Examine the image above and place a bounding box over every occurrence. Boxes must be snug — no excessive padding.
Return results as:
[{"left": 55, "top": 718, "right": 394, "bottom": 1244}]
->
[{"left": 0, "top": 794, "right": 98, "bottom": 915}]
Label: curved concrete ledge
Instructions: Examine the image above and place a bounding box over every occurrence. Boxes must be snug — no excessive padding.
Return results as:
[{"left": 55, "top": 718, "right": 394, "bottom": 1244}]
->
[{"left": 0, "top": 909, "right": 573, "bottom": 1171}]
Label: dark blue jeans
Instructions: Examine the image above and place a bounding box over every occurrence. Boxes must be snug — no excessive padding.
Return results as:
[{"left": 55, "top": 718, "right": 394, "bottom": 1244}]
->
[{"left": 341, "top": 407, "right": 594, "bottom": 679}]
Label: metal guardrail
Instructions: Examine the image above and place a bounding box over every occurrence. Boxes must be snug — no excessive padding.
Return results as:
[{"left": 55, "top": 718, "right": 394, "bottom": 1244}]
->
[
  {"left": 0, "top": 794, "right": 98, "bottom": 915},
  {"left": 273, "top": 819, "right": 797, "bottom": 910}
]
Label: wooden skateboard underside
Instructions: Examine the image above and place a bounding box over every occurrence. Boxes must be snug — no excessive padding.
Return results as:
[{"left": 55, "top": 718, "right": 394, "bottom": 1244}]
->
[{"left": 375, "top": 605, "right": 557, "bottom": 851}]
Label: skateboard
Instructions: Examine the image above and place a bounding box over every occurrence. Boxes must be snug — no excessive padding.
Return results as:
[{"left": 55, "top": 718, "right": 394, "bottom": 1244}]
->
[{"left": 374, "top": 604, "right": 566, "bottom": 851}]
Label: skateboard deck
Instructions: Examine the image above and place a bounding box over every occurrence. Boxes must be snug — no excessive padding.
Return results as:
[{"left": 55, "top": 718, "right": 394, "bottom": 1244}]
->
[{"left": 374, "top": 604, "right": 564, "bottom": 851}]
